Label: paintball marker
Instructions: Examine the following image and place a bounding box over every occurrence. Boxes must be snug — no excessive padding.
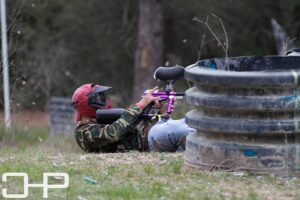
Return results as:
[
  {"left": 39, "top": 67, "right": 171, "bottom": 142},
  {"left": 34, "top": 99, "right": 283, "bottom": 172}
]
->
[
  {"left": 142, "top": 65, "right": 185, "bottom": 118},
  {"left": 96, "top": 65, "right": 185, "bottom": 124}
]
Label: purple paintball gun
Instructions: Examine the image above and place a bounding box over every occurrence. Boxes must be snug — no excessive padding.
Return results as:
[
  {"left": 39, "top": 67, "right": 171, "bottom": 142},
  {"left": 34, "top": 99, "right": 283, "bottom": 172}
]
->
[
  {"left": 96, "top": 65, "right": 185, "bottom": 124},
  {"left": 142, "top": 65, "right": 185, "bottom": 118}
]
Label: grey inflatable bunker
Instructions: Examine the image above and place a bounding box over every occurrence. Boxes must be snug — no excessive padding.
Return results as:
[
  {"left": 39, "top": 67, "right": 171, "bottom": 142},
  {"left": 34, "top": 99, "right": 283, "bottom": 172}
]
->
[{"left": 184, "top": 56, "right": 300, "bottom": 177}]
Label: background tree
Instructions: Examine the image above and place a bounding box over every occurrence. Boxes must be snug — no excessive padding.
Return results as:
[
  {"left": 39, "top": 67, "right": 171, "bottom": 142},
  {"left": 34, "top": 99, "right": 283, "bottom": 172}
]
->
[
  {"left": 133, "top": 0, "right": 163, "bottom": 101},
  {"left": 2, "top": 0, "right": 300, "bottom": 111}
]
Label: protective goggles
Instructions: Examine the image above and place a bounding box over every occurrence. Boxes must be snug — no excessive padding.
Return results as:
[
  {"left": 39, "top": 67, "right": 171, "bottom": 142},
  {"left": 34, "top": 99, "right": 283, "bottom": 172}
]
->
[{"left": 88, "top": 85, "right": 111, "bottom": 109}]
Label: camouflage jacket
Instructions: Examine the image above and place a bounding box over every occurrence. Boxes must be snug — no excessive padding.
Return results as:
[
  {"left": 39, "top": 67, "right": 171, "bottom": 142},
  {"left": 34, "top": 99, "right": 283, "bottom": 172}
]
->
[{"left": 74, "top": 105, "right": 154, "bottom": 153}]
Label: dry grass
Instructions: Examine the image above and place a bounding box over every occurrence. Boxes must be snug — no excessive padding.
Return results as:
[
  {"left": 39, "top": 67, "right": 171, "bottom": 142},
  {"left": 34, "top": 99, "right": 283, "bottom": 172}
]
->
[
  {"left": 0, "top": 112, "right": 300, "bottom": 199},
  {"left": 1, "top": 148, "right": 299, "bottom": 200},
  {"left": 0, "top": 111, "right": 48, "bottom": 127}
]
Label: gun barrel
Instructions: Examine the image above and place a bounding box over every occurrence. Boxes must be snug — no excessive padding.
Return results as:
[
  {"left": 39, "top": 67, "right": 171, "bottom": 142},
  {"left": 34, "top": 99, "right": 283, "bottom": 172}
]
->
[
  {"left": 144, "top": 91, "right": 185, "bottom": 97},
  {"left": 173, "top": 92, "right": 185, "bottom": 96}
]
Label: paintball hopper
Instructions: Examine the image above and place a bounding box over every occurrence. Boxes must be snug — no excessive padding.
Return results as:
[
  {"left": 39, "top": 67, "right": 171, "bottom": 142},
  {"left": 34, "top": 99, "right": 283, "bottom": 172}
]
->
[
  {"left": 153, "top": 65, "right": 185, "bottom": 81},
  {"left": 153, "top": 65, "right": 185, "bottom": 92},
  {"left": 96, "top": 108, "right": 125, "bottom": 124}
]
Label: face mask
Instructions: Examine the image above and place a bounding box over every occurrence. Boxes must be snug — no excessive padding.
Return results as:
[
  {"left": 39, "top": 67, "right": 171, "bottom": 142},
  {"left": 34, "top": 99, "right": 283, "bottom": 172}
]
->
[{"left": 88, "top": 92, "right": 107, "bottom": 109}]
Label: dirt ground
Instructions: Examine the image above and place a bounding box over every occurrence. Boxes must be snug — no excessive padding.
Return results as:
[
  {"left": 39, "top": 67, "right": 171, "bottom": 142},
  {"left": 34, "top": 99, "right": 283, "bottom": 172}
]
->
[{"left": 0, "top": 111, "right": 48, "bottom": 127}]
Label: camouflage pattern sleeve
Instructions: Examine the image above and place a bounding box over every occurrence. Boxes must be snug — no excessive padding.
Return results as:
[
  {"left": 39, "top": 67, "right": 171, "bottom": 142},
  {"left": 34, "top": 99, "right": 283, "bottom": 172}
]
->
[
  {"left": 95, "top": 105, "right": 142, "bottom": 142},
  {"left": 75, "top": 105, "right": 142, "bottom": 152}
]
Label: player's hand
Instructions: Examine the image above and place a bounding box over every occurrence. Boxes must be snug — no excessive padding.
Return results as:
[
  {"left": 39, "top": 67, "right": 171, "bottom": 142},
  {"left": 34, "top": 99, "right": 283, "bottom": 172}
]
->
[{"left": 137, "top": 86, "right": 160, "bottom": 109}]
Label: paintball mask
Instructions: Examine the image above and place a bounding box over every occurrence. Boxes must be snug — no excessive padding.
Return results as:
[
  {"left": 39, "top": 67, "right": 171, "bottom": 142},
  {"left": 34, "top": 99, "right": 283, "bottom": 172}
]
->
[
  {"left": 72, "top": 83, "right": 112, "bottom": 121},
  {"left": 88, "top": 84, "right": 111, "bottom": 109}
]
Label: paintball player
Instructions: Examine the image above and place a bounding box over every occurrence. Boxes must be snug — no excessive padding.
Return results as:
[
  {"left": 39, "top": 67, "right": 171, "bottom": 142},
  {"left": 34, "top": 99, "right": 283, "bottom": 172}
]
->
[{"left": 72, "top": 83, "right": 195, "bottom": 153}]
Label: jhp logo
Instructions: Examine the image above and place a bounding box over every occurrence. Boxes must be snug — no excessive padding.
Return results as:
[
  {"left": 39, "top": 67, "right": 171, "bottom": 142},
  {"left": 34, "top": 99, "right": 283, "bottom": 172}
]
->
[{"left": 1, "top": 172, "right": 69, "bottom": 199}]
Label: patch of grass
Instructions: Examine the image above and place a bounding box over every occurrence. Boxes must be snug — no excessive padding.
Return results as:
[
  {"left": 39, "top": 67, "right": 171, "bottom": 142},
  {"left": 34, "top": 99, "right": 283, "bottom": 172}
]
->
[
  {"left": 147, "top": 182, "right": 165, "bottom": 198},
  {"left": 126, "top": 168, "right": 135, "bottom": 178},
  {"left": 0, "top": 149, "right": 300, "bottom": 200},
  {"left": 246, "top": 189, "right": 260, "bottom": 200},
  {"left": 1, "top": 126, "right": 300, "bottom": 200},
  {"left": 0, "top": 125, "right": 49, "bottom": 147},
  {"left": 168, "top": 160, "right": 182, "bottom": 174},
  {"left": 0, "top": 125, "right": 82, "bottom": 153},
  {"left": 106, "top": 165, "right": 120, "bottom": 176},
  {"left": 143, "top": 164, "right": 154, "bottom": 175},
  {"left": 38, "top": 134, "right": 82, "bottom": 154},
  {"left": 99, "top": 184, "right": 140, "bottom": 199}
]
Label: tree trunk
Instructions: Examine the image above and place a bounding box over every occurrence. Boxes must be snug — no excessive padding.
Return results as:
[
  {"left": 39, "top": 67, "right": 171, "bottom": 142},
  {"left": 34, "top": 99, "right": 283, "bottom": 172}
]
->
[{"left": 132, "top": 0, "right": 163, "bottom": 102}]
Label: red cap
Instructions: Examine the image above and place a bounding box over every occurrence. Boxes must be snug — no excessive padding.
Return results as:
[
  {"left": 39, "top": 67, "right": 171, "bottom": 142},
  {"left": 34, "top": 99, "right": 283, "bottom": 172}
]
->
[{"left": 72, "top": 83, "right": 112, "bottom": 121}]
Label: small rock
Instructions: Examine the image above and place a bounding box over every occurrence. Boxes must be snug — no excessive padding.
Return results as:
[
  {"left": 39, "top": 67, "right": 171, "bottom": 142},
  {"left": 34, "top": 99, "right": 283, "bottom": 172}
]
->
[
  {"left": 159, "top": 160, "right": 167, "bottom": 165},
  {"left": 52, "top": 162, "right": 66, "bottom": 167},
  {"left": 79, "top": 155, "right": 87, "bottom": 161},
  {"left": 77, "top": 196, "right": 87, "bottom": 200},
  {"left": 38, "top": 137, "right": 43, "bottom": 142},
  {"left": 84, "top": 176, "right": 97, "bottom": 185},
  {"left": 233, "top": 171, "right": 246, "bottom": 177},
  {"left": 52, "top": 163, "right": 60, "bottom": 167}
]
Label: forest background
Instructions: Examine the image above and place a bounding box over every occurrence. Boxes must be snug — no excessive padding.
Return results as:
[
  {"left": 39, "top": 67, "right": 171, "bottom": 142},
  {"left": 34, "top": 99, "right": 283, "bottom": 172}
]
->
[{"left": 1, "top": 0, "right": 300, "bottom": 112}]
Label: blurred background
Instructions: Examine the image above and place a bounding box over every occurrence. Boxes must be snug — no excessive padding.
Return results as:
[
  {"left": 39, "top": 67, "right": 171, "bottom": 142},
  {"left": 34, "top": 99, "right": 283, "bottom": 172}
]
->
[{"left": 1, "top": 0, "right": 300, "bottom": 133}]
